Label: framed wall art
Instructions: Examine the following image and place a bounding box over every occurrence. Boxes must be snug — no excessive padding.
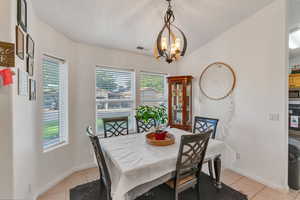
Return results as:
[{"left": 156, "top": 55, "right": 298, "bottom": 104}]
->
[
  {"left": 16, "top": 26, "right": 24, "bottom": 60},
  {"left": 29, "top": 79, "right": 36, "bottom": 100},
  {"left": 27, "top": 56, "right": 34, "bottom": 76},
  {"left": 0, "top": 41, "right": 15, "bottom": 67},
  {"left": 17, "top": 0, "right": 27, "bottom": 32},
  {"left": 18, "top": 68, "right": 28, "bottom": 96},
  {"left": 26, "top": 34, "right": 34, "bottom": 58}
]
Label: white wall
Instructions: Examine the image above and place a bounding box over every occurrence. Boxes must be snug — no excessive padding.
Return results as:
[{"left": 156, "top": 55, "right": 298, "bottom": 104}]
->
[
  {"left": 0, "top": 0, "right": 14, "bottom": 199},
  {"left": 177, "top": 0, "right": 288, "bottom": 189},
  {"left": 9, "top": 0, "right": 78, "bottom": 199},
  {"left": 72, "top": 42, "right": 178, "bottom": 168}
]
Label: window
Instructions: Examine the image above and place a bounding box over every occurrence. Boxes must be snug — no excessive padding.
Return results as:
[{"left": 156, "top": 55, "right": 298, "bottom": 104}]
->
[
  {"left": 42, "top": 55, "right": 68, "bottom": 150},
  {"left": 140, "top": 72, "right": 167, "bottom": 106},
  {"left": 96, "top": 67, "right": 135, "bottom": 133},
  {"left": 290, "top": 28, "right": 300, "bottom": 50}
]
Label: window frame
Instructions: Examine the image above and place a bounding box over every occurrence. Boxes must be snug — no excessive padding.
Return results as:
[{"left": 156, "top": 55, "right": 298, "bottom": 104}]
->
[
  {"left": 42, "top": 54, "right": 69, "bottom": 152},
  {"left": 139, "top": 71, "right": 168, "bottom": 107},
  {"left": 95, "top": 66, "right": 136, "bottom": 135},
  {"left": 94, "top": 66, "right": 169, "bottom": 135}
]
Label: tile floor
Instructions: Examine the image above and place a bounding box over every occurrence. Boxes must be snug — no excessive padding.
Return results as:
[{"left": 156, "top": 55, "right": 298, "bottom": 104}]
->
[{"left": 38, "top": 168, "right": 298, "bottom": 200}]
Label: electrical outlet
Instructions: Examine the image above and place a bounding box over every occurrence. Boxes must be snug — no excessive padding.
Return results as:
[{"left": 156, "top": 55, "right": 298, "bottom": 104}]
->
[
  {"left": 269, "top": 113, "right": 280, "bottom": 121},
  {"left": 236, "top": 153, "right": 241, "bottom": 160}
]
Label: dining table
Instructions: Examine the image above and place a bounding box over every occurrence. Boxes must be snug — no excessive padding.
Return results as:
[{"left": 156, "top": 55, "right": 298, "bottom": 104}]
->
[{"left": 99, "top": 128, "right": 227, "bottom": 200}]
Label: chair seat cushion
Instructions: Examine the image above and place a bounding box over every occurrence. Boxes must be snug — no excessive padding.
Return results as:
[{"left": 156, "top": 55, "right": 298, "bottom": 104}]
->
[{"left": 166, "top": 175, "right": 196, "bottom": 188}]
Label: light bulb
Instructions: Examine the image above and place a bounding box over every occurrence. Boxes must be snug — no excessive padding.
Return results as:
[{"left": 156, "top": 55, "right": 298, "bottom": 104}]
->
[
  {"left": 161, "top": 37, "right": 167, "bottom": 51},
  {"left": 171, "top": 43, "right": 177, "bottom": 55},
  {"left": 175, "top": 38, "right": 181, "bottom": 50}
]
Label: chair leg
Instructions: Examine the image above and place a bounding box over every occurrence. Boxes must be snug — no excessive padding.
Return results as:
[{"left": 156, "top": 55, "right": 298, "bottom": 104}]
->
[
  {"left": 196, "top": 182, "right": 201, "bottom": 200},
  {"left": 173, "top": 190, "right": 178, "bottom": 200},
  {"left": 214, "top": 156, "right": 222, "bottom": 189},
  {"left": 208, "top": 160, "right": 214, "bottom": 179},
  {"left": 107, "top": 190, "right": 112, "bottom": 200}
]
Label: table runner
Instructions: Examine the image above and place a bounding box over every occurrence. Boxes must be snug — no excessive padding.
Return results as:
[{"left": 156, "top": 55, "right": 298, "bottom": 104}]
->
[{"left": 99, "top": 128, "right": 226, "bottom": 200}]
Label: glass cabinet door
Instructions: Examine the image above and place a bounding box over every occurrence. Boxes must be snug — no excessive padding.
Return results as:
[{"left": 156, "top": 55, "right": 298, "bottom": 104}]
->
[
  {"left": 168, "top": 76, "right": 193, "bottom": 131},
  {"left": 186, "top": 81, "right": 192, "bottom": 126},
  {"left": 171, "top": 82, "right": 183, "bottom": 125}
]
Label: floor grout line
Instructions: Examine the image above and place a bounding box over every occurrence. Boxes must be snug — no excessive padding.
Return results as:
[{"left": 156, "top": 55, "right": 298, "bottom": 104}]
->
[
  {"left": 249, "top": 186, "right": 266, "bottom": 200},
  {"left": 228, "top": 175, "right": 244, "bottom": 186}
]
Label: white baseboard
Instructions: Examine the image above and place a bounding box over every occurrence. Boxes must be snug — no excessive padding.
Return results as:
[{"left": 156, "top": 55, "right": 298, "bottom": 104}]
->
[
  {"left": 230, "top": 167, "right": 289, "bottom": 192},
  {"left": 33, "top": 162, "right": 97, "bottom": 200}
]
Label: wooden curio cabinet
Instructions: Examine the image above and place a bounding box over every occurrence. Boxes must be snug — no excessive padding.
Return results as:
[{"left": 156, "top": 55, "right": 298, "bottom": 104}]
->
[{"left": 167, "top": 76, "right": 193, "bottom": 131}]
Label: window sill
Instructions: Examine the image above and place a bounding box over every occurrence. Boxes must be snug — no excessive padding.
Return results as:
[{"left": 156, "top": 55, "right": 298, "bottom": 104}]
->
[{"left": 43, "top": 141, "right": 68, "bottom": 153}]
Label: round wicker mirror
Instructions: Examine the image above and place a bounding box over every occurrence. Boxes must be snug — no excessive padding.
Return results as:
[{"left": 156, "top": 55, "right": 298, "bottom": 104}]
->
[{"left": 199, "top": 62, "right": 236, "bottom": 100}]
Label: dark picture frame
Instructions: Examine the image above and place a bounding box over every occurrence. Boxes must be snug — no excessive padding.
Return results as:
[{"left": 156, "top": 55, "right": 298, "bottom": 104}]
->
[
  {"left": 17, "top": 0, "right": 27, "bottom": 32},
  {"left": 29, "top": 79, "right": 36, "bottom": 101},
  {"left": 26, "top": 34, "right": 34, "bottom": 58},
  {"left": 16, "top": 26, "right": 24, "bottom": 60},
  {"left": 27, "top": 56, "right": 34, "bottom": 76}
]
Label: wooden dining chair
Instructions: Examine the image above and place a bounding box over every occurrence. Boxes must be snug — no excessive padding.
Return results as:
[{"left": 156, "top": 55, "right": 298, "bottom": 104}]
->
[
  {"left": 103, "top": 117, "right": 129, "bottom": 138},
  {"left": 86, "top": 126, "right": 112, "bottom": 200},
  {"left": 193, "top": 116, "right": 219, "bottom": 139},
  {"left": 193, "top": 116, "right": 219, "bottom": 181},
  {"left": 135, "top": 117, "right": 156, "bottom": 133},
  {"left": 166, "top": 131, "right": 212, "bottom": 200}
]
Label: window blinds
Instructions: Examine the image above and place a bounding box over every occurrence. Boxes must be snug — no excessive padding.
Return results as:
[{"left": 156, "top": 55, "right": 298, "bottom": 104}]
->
[
  {"left": 95, "top": 67, "right": 135, "bottom": 133},
  {"left": 140, "top": 72, "right": 167, "bottom": 106},
  {"left": 42, "top": 56, "right": 68, "bottom": 149}
]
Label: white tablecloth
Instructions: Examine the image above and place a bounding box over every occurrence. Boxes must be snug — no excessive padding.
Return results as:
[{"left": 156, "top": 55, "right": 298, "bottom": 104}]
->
[{"left": 99, "top": 128, "right": 226, "bottom": 200}]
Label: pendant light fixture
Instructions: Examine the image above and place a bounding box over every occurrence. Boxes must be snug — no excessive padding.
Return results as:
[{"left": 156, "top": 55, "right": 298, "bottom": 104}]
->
[{"left": 154, "top": 0, "right": 187, "bottom": 64}]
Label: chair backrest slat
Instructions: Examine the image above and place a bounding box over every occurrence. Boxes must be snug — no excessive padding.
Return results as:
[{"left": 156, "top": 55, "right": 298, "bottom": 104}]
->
[
  {"left": 175, "top": 131, "right": 211, "bottom": 188},
  {"left": 103, "top": 117, "right": 129, "bottom": 138},
  {"left": 193, "top": 116, "right": 219, "bottom": 139},
  {"left": 135, "top": 117, "right": 156, "bottom": 133}
]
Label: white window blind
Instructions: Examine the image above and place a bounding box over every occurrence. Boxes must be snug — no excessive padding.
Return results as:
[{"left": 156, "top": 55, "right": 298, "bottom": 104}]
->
[
  {"left": 96, "top": 67, "right": 135, "bottom": 133},
  {"left": 42, "top": 55, "right": 68, "bottom": 150},
  {"left": 140, "top": 72, "right": 167, "bottom": 106}
]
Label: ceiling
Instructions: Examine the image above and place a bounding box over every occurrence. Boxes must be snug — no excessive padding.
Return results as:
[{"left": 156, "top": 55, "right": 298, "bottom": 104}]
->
[{"left": 32, "top": 0, "right": 274, "bottom": 56}]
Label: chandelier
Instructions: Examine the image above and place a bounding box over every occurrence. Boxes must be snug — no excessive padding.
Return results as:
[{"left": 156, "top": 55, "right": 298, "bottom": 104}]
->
[{"left": 154, "top": 0, "right": 187, "bottom": 64}]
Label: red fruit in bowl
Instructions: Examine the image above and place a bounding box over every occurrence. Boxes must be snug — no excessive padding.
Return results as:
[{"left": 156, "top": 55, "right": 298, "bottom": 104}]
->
[{"left": 155, "top": 132, "right": 167, "bottom": 140}]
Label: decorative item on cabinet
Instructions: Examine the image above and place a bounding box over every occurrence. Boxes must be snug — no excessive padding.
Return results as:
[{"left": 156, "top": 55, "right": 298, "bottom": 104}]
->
[{"left": 167, "top": 76, "right": 193, "bottom": 131}]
